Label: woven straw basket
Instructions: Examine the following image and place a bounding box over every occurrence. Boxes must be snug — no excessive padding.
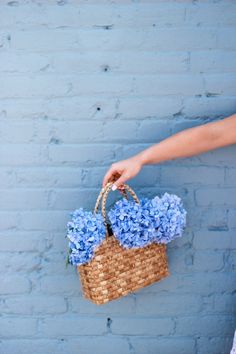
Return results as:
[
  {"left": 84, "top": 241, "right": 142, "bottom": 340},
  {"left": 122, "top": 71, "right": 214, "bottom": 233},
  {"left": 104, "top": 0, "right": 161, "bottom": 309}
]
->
[{"left": 78, "top": 182, "right": 170, "bottom": 305}]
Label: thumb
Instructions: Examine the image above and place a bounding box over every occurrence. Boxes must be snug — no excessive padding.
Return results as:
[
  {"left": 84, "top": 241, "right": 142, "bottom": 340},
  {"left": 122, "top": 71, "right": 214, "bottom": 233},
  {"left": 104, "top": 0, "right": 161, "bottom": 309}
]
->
[{"left": 112, "top": 173, "right": 129, "bottom": 190}]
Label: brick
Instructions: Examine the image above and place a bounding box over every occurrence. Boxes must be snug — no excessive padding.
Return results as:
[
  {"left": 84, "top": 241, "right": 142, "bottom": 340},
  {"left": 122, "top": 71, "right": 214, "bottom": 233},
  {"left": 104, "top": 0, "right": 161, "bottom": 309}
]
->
[
  {"left": 68, "top": 295, "right": 136, "bottom": 315},
  {"left": 0, "top": 120, "right": 37, "bottom": 143},
  {"left": 0, "top": 53, "right": 50, "bottom": 73},
  {"left": 217, "top": 28, "right": 236, "bottom": 50},
  {"left": 183, "top": 96, "right": 236, "bottom": 119},
  {"left": 0, "top": 4, "right": 186, "bottom": 29},
  {"left": 10, "top": 27, "right": 217, "bottom": 52},
  {"left": 118, "top": 96, "right": 182, "bottom": 120},
  {"left": 49, "top": 232, "right": 67, "bottom": 253},
  {"left": 167, "top": 248, "right": 195, "bottom": 273},
  {"left": 225, "top": 168, "right": 236, "bottom": 185},
  {"left": 19, "top": 211, "right": 69, "bottom": 231},
  {"left": 194, "top": 273, "right": 236, "bottom": 295},
  {"left": 161, "top": 166, "right": 224, "bottom": 186},
  {"left": 0, "top": 97, "right": 117, "bottom": 121},
  {"left": 102, "top": 120, "right": 139, "bottom": 142},
  {"left": 226, "top": 250, "right": 236, "bottom": 272},
  {"left": 197, "top": 336, "right": 233, "bottom": 354},
  {"left": 7, "top": 51, "right": 188, "bottom": 75},
  {"left": 0, "top": 96, "right": 181, "bottom": 121},
  {"left": 0, "top": 120, "right": 104, "bottom": 144},
  {"left": 163, "top": 145, "right": 236, "bottom": 168},
  {"left": 213, "top": 293, "right": 236, "bottom": 315},
  {"left": 195, "top": 188, "right": 236, "bottom": 206},
  {"left": 39, "top": 275, "right": 81, "bottom": 295},
  {"left": 167, "top": 229, "right": 194, "bottom": 249},
  {"left": 130, "top": 337, "right": 195, "bottom": 354},
  {"left": 9, "top": 30, "right": 93, "bottom": 51},
  {"left": 111, "top": 317, "right": 174, "bottom": 335},
  {"left": 132, "top": 165, "right": 160, "bottom": 186},
  {"left": 135, "top": 293, "right": 202, "bottom": 315},
  {"left": 229, "top": 210, "right": 236, "bottom": 228},
  {"left": 109, "top": 3, "right": 185, "bottom": 28},
  {"left": 0, "top": 338, "right": 130, "bottom": 354},
  {"left": 134, "top": 74, "right": 204, "bottom": 96},
  {"left": 0, "top": 252, "right": 41, "bottom": 273},
  {"left": 60, "top": 337, "right": 130, "bottom": 354},
  {"left": 0, "top": 276, "right": 31, "bottom": 294},
  {"left": 0, "top": 189, "right": 49, "bottom": 210},
  {"left": 40, "top": 251, "right": 71, "bottom": 275},
  {"left": 199, "top": 207, "right": 229, "bottom": 231},
  {"left": 39, "top": 316, "right": 106, "bottom": 336},
  {"left": 142, "top": 27, "right": 217, "bottom": 51},
  {"left": 0, "top": 340, "right": 62, "bottom": 354},
  {"left": 124, "top": 51, "right": 189, "bottom": 74},
  {"left": 204, "top": 74, "right": 236, "bottom": 96},
  {"left": 193, "top": 230, "right": 236, "bottom": 250},
  {"left": 0, "top": 231, "right": 49, "bottom": 252},
  {"left": 136, "top": 120, "right": 172, "bottom": 142},
  {"left": 2, "top": 295, "right": 67, "bottom": 315},
  {"left": 0, "top": 74, "right": 67, "bottom": 98},
  {"left": 175, "top": 315, "right": 235, "bottom": 336},
  {"left": 0, "top": 211, "right": 19, "bottom": 230},
  {"left": 0, "top": 74, "right": 134, "bottom": 98},
  {"left": 186, "top": 3, "right": 236, "bottom": 25},
  {"left": 193, "top": 250, "right": 224, "bottom": 272},
  {"left": 48, "top": 144, "right": 117, "bottom": 167},
  {"left": 0, "top": 144, "right": 47, "bottom": 166},
  {"left": 190, "top": 50, "right": 236, "bottom": 73},
  {"left": 15, "top": 167, "right": 85, "bottom": 188},
  {"left": 138, "top": 272, "right": 236, "bottom": 295},
  {"left": 0, "top": 168, "right": 17, "bottom": 187},
  {"left": 0, "top": 317, "right": 37, "bottom": 337},
  {"left": 47, "top": 188, "right": 99, "bottom": 210}
]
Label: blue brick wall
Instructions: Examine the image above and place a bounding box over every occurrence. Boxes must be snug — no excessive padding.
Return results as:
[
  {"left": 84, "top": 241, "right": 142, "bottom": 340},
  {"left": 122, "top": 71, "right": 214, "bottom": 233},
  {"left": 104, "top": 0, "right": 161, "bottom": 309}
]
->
[{"left": 0, "top": 1, "right": 236, "bottom": 353}]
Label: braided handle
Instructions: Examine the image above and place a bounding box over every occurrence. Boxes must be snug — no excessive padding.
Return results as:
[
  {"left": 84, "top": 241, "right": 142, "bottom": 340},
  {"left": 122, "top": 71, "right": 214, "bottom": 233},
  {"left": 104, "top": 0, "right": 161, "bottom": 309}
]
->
[
  {"left": 94, "top": 182, "right": 140, "bottom": 233},
  {"left": 93, "top": 182, "right": 112, "bottom": 215}
]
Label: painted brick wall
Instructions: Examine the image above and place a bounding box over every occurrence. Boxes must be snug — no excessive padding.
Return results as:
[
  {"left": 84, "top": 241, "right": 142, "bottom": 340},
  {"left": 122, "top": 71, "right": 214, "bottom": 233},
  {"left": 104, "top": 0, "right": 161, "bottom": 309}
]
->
[{"left": 0, "top": 1, "right": 236, "bottom": 353}]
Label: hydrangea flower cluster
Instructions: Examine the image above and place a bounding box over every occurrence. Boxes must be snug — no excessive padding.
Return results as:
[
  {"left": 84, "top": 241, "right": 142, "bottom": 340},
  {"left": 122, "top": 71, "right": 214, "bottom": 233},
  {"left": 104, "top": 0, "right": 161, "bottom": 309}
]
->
[
  {"left": 66, "top": 208, "right": 106, "bottom": 265},
  {"left": 108, "top": 193, "right": 186, "bottom": 248},
  {"left": 66, "top": 193, "right": 186, "bottom": 265},
  {"left": 151, "top": 193, "right": 187, "bottom": 244},
  {"left": 107, "top": 197, "right": 161, "bottom": 248}
]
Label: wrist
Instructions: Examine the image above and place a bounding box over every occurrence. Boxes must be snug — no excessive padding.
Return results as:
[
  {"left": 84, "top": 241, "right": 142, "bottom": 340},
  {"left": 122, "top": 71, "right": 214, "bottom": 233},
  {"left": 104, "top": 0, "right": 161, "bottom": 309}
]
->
[{"left": 134, "top": 151, "right": 148, "bottom": 167}]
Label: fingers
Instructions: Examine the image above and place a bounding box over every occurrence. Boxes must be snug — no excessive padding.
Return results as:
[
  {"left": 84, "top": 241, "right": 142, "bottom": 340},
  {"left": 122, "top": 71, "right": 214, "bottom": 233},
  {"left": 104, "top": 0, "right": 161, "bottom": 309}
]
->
[
  {"left": 112, "top": 173, "right": 130, "bottom": 190},
  {"left": 102, "top": 165, "right": 116, "bottom": 187},
  {"left": 102, "top": 161, "right": 130, "bottom": 190}
]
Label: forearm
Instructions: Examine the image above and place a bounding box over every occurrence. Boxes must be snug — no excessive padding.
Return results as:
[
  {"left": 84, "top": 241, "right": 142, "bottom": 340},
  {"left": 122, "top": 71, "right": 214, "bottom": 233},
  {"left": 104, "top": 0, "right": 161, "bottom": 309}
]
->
[{"left": 136, "top": 114, "right": 236, "bottom": 165}]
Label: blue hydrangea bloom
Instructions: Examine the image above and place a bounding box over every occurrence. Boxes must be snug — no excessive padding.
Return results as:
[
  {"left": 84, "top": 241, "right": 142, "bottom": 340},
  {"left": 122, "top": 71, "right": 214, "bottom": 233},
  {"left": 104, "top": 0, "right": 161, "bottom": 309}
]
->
[
  {"left": 108, "top": 193, "right": 186, "bottom": 248},
  {"left": 66, "top": 208, "right": 106, "bottom": 265},
  {"left": 151, "top": 193, "right": 187, "bottom": 244},
  {"left": 108, "top": 197, "right": 161, "bottom": 249}
]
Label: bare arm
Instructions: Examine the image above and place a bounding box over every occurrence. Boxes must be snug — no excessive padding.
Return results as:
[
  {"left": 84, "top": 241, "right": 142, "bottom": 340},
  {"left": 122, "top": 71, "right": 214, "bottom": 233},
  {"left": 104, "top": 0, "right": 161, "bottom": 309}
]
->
[
  {"left": 103, "top": 113, "right": 236, "bottom": 189},
  {"left": 137, "top": 113, "right": 236, "bottom": 165}
]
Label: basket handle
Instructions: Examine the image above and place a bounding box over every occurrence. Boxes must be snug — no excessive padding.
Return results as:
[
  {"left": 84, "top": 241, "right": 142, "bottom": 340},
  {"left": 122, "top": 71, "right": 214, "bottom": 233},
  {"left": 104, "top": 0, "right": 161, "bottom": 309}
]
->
[
  {"left": 94, "top": 182, "right": 140, "bottom": 233},
  {"left": 93, "top": 182, "right": 112, "bottom": 216},
  {"left": 94, "top": 182, "right": 127, "bottom": 215}
]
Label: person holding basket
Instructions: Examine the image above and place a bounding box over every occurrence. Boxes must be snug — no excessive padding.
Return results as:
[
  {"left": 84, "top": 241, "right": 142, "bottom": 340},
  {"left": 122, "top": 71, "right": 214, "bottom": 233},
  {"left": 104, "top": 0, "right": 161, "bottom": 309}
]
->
[
  {"left": 103, "top": 113, "right": 236, "bottom": 354},
  {"left": 103, "top": 113, "right": 236, "bottom": 190}
]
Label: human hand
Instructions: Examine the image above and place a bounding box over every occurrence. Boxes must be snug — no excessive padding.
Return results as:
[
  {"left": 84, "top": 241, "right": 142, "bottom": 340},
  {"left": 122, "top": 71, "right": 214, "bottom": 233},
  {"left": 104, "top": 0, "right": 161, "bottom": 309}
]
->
[{"left": 102, "top": 156, "right": 143, "bottom": 190}]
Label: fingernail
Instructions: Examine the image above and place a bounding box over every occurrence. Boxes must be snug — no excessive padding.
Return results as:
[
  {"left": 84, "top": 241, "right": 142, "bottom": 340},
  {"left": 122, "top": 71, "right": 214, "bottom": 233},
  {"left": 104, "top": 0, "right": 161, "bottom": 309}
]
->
[{"left": 112, "top": 184, "right": 117, "bottom": 191}]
